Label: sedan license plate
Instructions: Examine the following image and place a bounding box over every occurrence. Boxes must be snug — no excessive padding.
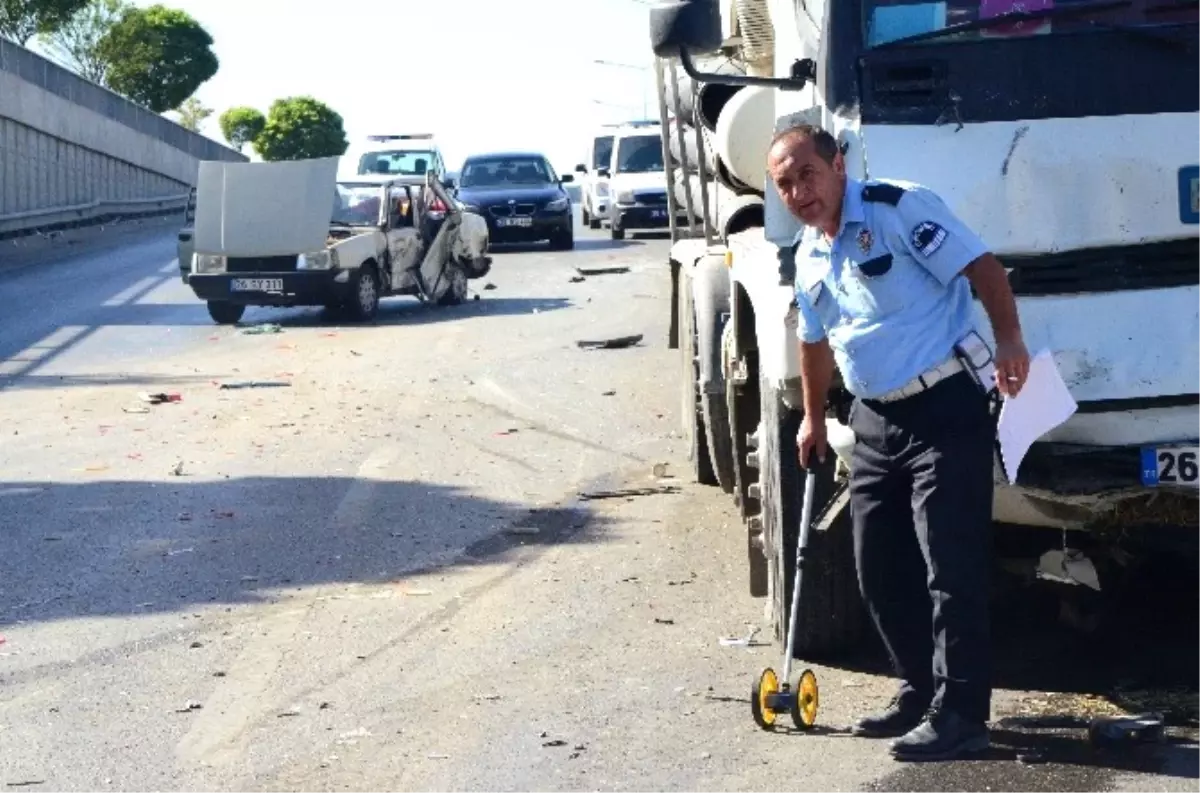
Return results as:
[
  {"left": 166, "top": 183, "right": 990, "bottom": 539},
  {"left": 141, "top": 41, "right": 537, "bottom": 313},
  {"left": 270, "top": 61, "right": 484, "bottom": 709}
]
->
[
  {"left": 497, "top": 217, "right": 532, "bottom": 228},
  {"left": 1140, "top": 445, "right": 1199, "bottom": 487},
  {"left": 650, "top": 209, "right": 666, "bottom": 220},
  {"left": 231, "top": 278, "right": 283, "bottom": 293}
]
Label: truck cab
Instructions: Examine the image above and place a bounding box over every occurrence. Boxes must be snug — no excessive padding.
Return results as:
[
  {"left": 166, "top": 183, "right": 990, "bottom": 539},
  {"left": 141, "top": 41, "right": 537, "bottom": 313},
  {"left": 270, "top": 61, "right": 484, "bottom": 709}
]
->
[{"left": 648, "top": 0, "right": 1199, "bottom": 655}]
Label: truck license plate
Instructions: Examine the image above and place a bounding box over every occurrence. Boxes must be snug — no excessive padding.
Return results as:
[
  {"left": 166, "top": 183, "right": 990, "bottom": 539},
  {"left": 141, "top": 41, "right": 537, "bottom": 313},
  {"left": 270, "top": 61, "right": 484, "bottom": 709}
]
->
[
  {"left": 231, "top": 278, "right": 283, "bottom": 292},
  {"left": 1140, "top": 445, "right": 1199, "bottom": 487},
  {"left": 497, "top": 217, "right": 532, "bottom": 228},
  {"left": 1179, "top": 166, "right": 1199, "bottom": 224}
]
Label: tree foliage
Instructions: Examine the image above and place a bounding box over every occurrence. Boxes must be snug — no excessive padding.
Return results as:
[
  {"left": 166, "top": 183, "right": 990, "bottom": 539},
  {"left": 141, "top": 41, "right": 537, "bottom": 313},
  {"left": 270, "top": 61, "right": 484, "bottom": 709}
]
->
[
  {"left": 36, "top": 0, "right": 129, "bottom": 85},
  {"left": 0, "top": 0, "right": 90, "bottom": 45},
  {"left": 96, "top": 4, "right": 217, "bottom": 113},
  {"left": 253, "top": 96, "right": 348, "bottom": 162},
  {"left": 174, "top": 96, "right": 212, "bottom": 132},
  {"left": 217, "top": 106, "right": 265, "bottom": 153}
]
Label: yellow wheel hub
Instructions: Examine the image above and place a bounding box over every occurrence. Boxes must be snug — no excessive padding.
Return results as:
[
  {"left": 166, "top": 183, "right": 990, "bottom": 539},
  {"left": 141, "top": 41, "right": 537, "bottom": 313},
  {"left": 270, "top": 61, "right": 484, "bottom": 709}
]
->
[
  {"left": 795, "top": 668, "right": 819, "bottom": 728},
  {"left": 753, "top": 668, "right": 780, "bottom": 728}
]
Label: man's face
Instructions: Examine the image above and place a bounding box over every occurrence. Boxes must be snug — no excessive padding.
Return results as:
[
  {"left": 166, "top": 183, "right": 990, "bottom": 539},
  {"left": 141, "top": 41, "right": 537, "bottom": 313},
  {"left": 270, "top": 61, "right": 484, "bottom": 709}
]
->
[{"left": 767, "top": 136, "right": 846, "bottom": 229}]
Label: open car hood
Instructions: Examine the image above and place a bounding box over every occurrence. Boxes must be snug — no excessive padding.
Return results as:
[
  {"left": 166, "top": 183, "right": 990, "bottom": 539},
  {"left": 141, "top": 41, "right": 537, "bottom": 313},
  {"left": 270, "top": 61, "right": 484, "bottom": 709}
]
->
[{"left": 193, "top": 157, "right": 340, "bottom": 256}]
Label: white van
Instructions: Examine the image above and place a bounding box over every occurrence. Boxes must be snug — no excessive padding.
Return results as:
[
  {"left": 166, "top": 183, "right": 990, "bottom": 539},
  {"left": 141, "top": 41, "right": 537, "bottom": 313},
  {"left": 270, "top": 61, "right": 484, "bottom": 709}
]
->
[
  {"left": 575, "top": 130, "right": 616, "bottom": 230},
  {"left": 603, "top": 122, "right": 673, "bottom": 240}
]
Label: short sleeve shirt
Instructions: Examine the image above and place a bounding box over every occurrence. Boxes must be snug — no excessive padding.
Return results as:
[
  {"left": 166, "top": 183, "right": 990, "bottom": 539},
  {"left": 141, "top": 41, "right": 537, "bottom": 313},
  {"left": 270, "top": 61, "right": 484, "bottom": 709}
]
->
[{"left": 792, "top": 177, "right": 988, "bottom": 399}]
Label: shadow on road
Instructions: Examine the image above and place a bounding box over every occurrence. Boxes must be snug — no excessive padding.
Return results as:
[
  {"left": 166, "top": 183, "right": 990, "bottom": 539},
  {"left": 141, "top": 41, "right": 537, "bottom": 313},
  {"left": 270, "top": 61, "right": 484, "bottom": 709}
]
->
[
  {"left": 0, "top": 476, "right": 613, "bottom": 629},
  {"left": 489, "top": 238, "right": 644, "bottom": 254},
  {"left": 833, "top": 552, "right": 1200, "bottom": 789}
]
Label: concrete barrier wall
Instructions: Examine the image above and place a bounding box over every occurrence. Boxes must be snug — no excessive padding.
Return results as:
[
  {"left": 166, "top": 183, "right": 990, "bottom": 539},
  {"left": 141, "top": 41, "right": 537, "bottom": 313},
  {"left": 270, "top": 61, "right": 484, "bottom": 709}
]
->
[{"left": 0, "top": 38, "right": 246, "bottom": 227}]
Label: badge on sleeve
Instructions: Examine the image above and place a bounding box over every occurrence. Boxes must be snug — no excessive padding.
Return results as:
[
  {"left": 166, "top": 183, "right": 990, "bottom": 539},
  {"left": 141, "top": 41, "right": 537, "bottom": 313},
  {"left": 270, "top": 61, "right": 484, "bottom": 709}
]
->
[
  {"left": 911, "top": 221, "right": 947, "bottom": 257},
  {"left": 856, "top": 228, "right": 873, "bottom": 255}
]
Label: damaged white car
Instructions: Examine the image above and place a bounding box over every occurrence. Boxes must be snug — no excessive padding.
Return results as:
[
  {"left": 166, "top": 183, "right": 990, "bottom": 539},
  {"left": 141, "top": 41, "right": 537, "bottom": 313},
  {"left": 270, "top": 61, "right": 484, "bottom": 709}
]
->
[{"left": 187, "top": 156, "right": 491, "bottom": 324}]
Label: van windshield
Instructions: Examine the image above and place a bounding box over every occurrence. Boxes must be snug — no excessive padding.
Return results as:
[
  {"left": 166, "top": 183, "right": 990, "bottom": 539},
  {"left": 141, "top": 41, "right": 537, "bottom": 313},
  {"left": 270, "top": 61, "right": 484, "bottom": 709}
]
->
[
  {"left": 592, "top": 136, "right": 614, "bottom": 170},
  {"left": 614, "top": 135, "right": 662, "bottom": 174},
  {"left": 358, "top": 150, "right": 436, "bottom": 176}
]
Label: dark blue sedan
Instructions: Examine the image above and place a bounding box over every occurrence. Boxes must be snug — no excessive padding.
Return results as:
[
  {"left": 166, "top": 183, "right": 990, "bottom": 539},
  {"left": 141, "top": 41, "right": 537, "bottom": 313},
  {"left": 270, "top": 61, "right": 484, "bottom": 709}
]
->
[{"left": 450, "top": 152, "right": 575, "bottom": 250}]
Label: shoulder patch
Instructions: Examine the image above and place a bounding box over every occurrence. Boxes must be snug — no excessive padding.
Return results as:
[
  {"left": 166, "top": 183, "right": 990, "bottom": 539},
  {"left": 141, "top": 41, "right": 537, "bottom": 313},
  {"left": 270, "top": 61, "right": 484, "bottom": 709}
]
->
[
  {"left": 860, "top": 183, "right": 906, "bottom": 206},
  {"left": 910, "top": 221, "right": 948, "bottom": 257}
]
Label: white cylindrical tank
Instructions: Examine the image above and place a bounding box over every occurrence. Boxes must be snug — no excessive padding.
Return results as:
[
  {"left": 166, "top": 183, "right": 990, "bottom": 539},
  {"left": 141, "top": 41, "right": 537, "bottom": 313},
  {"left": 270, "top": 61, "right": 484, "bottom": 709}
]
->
[
  {"left": 667, "top": 120, "right": 716, "bottom": 175},
  {"left": 713, "top": 84, "right": 776, "bottom": 196}
]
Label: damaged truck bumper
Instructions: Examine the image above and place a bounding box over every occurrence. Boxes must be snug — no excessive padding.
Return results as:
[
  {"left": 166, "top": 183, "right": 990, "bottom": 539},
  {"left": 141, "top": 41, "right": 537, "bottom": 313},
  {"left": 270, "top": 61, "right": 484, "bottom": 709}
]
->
[{"left": 188, "top": 270, "right": 356, "bottom": 307}]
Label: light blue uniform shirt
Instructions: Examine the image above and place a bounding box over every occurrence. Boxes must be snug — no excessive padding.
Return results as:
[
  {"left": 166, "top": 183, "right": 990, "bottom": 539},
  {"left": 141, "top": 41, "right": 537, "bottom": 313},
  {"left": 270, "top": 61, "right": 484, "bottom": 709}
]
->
[{"left": 793, "top": 177, "right": 988, "bottom": 400}]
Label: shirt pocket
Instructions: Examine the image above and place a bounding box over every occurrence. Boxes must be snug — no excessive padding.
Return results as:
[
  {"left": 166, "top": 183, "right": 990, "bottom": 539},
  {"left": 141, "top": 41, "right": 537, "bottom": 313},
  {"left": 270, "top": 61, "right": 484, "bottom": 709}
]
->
[
  {"left": 844, "top": 252, "right": 908, "bottom": 318},
  {"left": 800, "top": 270, "right": 841, "bottom": 332}
]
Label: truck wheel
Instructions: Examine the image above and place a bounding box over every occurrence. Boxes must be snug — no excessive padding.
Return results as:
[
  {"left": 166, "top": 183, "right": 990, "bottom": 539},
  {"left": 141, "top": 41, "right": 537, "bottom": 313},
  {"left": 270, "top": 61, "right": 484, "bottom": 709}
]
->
[
  {"left": 722, "top": 321, "right": 766, "bottom": 596},
  {"left": 759, "top": 375, "right": 864, "bottom": 659},
  {"left": 346, "top": 265, "right": 380, "bottom": 322},
  {"left": 677, "top": 278, "right": 717, "bottom": 486},
  {"left": 581, "top": 205, "right": 590, "bottom": 226},
  {"left": 207, "top": 301, "right": 245, "bottom": 325},
  {"left": 589, "top": 215, "right": 602, "bottom": 230},
  {"left": 611, "top": 225, "right": 626, "bottom": 241}
]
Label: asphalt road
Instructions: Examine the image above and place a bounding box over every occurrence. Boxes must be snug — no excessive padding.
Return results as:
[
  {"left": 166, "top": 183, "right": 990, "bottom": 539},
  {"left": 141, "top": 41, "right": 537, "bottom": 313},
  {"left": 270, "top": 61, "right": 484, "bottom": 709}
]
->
[{"left": 0, "top": 213, "right": 1195, "bottom": 791}]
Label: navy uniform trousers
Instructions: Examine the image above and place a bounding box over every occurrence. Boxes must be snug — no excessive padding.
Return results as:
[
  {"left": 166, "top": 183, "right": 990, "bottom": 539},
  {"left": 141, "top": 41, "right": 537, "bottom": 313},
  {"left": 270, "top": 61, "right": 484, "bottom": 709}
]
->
[{"left": 848, "top": 370, "right": 995, "bottom": 723}]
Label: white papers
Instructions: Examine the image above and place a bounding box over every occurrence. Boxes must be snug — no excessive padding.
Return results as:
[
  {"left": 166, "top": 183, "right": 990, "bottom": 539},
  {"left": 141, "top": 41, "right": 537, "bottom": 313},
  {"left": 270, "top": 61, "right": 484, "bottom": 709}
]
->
[{"left": 996, "top": 349, "right": 1078, "bottom": 485}]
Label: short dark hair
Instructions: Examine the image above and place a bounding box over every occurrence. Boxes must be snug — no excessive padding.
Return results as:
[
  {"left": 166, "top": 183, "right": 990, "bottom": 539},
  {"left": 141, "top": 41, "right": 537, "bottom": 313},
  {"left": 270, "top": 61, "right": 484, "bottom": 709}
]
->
[{"left": 769, "top": 124, "right": 839, "bottom": 165}]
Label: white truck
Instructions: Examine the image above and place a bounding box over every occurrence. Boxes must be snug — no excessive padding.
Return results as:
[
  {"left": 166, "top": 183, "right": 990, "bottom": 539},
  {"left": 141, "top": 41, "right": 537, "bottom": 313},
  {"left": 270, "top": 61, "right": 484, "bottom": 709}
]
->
[{"left": 648, "top": 0, "right": 1199, "bottom": 657}]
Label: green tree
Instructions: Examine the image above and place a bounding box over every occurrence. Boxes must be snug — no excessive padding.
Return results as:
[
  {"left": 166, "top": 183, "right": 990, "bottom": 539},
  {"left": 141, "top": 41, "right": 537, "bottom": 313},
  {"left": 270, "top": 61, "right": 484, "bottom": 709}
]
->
[
  {"left": 37, "top": 0, "right": 130, "bottom": 85},
  {"left": 0, "top": 0, "right": 90, "bottom": 44},
  {"left": 253, "top": 96, "right": 348, "bottom": 162},
  {"left": 174, "top": 96, "right": 211, "bottom": 132},
  {"left": 217, "top": 106, "right": 265, "bottom": 153},
  {"left": 96, "top": 4, "right": 217, "bottom": 113}
]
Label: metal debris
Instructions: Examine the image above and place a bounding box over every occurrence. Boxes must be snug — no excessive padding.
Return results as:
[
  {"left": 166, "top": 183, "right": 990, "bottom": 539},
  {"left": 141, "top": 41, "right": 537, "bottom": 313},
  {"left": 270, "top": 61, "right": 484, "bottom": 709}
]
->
[
  {"left": 576, "top": 334, "right": 643, "bottom": 350},
  {"left": 218, "top": 381, "right": 292, "bottom": 390},
  {"left": 1089, "top": 712, "right": 1166, "bottom": 748},
  {"left": 576, "top": 265, "right": 630, "bottom": 276},
  {"left": 579, "top": 484, "right": 680, "bottom": 500}
]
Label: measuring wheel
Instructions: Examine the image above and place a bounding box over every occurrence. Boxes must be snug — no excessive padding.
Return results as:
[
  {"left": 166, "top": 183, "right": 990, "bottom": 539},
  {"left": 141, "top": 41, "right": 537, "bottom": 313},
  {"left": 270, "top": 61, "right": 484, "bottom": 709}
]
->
[
  {"left": 791, "top": 668, "right": 819, "bottom": 730},
  {"left": 751, "top": 667, "right": 780, "bottom": 730}
]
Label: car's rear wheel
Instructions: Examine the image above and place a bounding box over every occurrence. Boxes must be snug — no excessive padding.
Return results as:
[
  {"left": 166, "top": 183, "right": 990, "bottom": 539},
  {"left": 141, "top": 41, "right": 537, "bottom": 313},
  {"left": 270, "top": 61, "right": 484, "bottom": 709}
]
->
[{"left": 207, "top": 301, "right": 245, "bottom": 325}]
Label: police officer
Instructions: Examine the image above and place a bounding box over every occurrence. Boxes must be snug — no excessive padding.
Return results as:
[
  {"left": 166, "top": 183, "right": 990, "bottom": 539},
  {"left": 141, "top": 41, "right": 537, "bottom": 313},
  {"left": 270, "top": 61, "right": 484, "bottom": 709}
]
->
[{"left": 766, "top": 124, "right": 1030, "bottom": 762}]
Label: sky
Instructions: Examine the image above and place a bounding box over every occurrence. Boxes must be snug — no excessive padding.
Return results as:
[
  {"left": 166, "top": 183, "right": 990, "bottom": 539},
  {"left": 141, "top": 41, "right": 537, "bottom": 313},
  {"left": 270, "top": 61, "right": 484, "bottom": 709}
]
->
[{"left": 123, "top": 0, "right": 663, "bottom": 174}]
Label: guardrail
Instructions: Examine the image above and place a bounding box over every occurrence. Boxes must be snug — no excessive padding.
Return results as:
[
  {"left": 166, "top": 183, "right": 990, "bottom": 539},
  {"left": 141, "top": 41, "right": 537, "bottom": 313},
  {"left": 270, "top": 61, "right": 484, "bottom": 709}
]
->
[{"left": 0, "top": 193, "right": 189, "bottom": 239}]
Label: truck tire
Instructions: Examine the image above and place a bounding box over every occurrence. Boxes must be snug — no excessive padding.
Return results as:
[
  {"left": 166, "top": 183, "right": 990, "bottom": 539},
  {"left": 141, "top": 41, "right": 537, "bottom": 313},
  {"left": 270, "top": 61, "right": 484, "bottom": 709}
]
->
[
  {"left": 677, "top": 277, "right": 717, "bottom": 486},
  {"left": 207, "top": 301, "right": 245, "bottom": 325},
  {"left": 611, "top": 225, "right": 626, "bottom": 241},
  {"left": 346, "top": 265, "right": 380, "bottom": 322},
  {"left": 589, "top": 215, "right": 602, "bottom": 230},
  {"left": 701, "top": 319, "right": 735, "bottom": 495},
  {"left": 759, "top": 375, "right": 864, "bottom": 659},
  {"left": 723, "top": 321, "right": 766, "bottom": 596}
]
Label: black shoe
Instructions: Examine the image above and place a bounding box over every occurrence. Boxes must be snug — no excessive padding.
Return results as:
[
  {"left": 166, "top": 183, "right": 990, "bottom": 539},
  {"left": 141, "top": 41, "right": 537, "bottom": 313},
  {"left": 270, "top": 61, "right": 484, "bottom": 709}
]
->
[
  {"left": 850, "top": 694, "right": 929, "bottom": 738},
  {"left": 889, "top": 709, "right": 990, "bottom": 762}
]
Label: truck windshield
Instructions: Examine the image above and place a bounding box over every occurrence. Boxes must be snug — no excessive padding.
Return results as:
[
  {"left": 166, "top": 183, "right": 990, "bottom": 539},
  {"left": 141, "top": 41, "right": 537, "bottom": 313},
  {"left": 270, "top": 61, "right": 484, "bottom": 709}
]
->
[
  {"left": 863, "top": 0, "right": 1196, "bottom": 47},
  {"left": 614, "top": 135, "right": 663, "bottom": 174},
  {"left": 358, "top": 150, "right": 436, "bottom": 176},
  {"left": 332, "top": 185, "right": 382, "bottom": 225},
  {"left": 593, "top": 136, "right": 614, "bottom": 170}
]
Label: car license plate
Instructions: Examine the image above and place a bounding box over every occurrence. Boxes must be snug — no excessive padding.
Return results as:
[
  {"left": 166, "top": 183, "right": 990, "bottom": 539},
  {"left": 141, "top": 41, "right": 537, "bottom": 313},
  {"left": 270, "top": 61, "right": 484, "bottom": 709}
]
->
[
  {"left": 650, "top": 209, "right": 666, "bottom": 219},
  {"left": 497, "top": 217, "right": 532, "bottom": 228},
  {"left": 230, "top": 278, "right": 283, "bottom": 293},
  {"left": 1140, "top": 445, "right": 1199, "bottom": 487},
  {"left": 1179, "top": 166, "right": 1199, "bottom": 224}
]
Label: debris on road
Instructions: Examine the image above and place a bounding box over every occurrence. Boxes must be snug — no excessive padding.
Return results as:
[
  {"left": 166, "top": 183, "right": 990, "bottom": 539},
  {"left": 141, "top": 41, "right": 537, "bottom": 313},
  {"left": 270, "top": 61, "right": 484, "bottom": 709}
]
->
[
  {"left": 218, "top": 381, "right": 292, "bottom": 390},
  {"left": 175, "top": 700, "right": 203, "bottom": 713},
  {"left": 576, "top": 265, "right": 630, "bottom": 276},
  {"left": 667, "top": 572, "right": 697, "bottom": 586},
  {"left": 240, "top": 323, "right": 283, "bottom": 335},
  {"left": 542, "top": 739, "right": 568, "bottom": 747},
  {"left": 473, "top": 694, "right": 503, "bottom": 702},
  {"left": 602, "top": 389, "right": 616, "bottom": 396},
  {"left": 4, "top": 780, "right": 46, "bottom": 787},
  {"left": 579, "top": 484, "right": 680, "bottom": 500},
  {"left": 170, "top": 461, "right": 185, "bottom": 477},
  {"left": 188, "top": 641, "right": 203, "bottom": 649},
  {"left": 569, "top": 275, "right": 586, "bottom": 283},
  {"left": 277, "top": 709, "right": 301, "bottom": 718},
  {"left": 719, "top": 626, "right": 762, "bottom": 648},
  {"left": 576, "top": 334, "right": 643, "bottom": 351},
  {"left": 652, "top": 462, "right": 670, "bottom": 478},
  {"left": 121, "top": 405, "right": 150, "bottom": 414},
  {"left": 138, "top": 392, "right": 182, "bottom": 405},
  {"left": 1088, "top": 712, "right": 1166, "bottom": 748},
  {"left": 427, "top": 753, "right": 451, "bottom": 760},
  {"left": 403, "top": 589, "right": 433, "bottom": 597},
  {"left": 653, "top": 617, "right": 675, "bottom": 625},
  {"left": 484, "top": 283, "right": 497, "bottom": 290}
]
